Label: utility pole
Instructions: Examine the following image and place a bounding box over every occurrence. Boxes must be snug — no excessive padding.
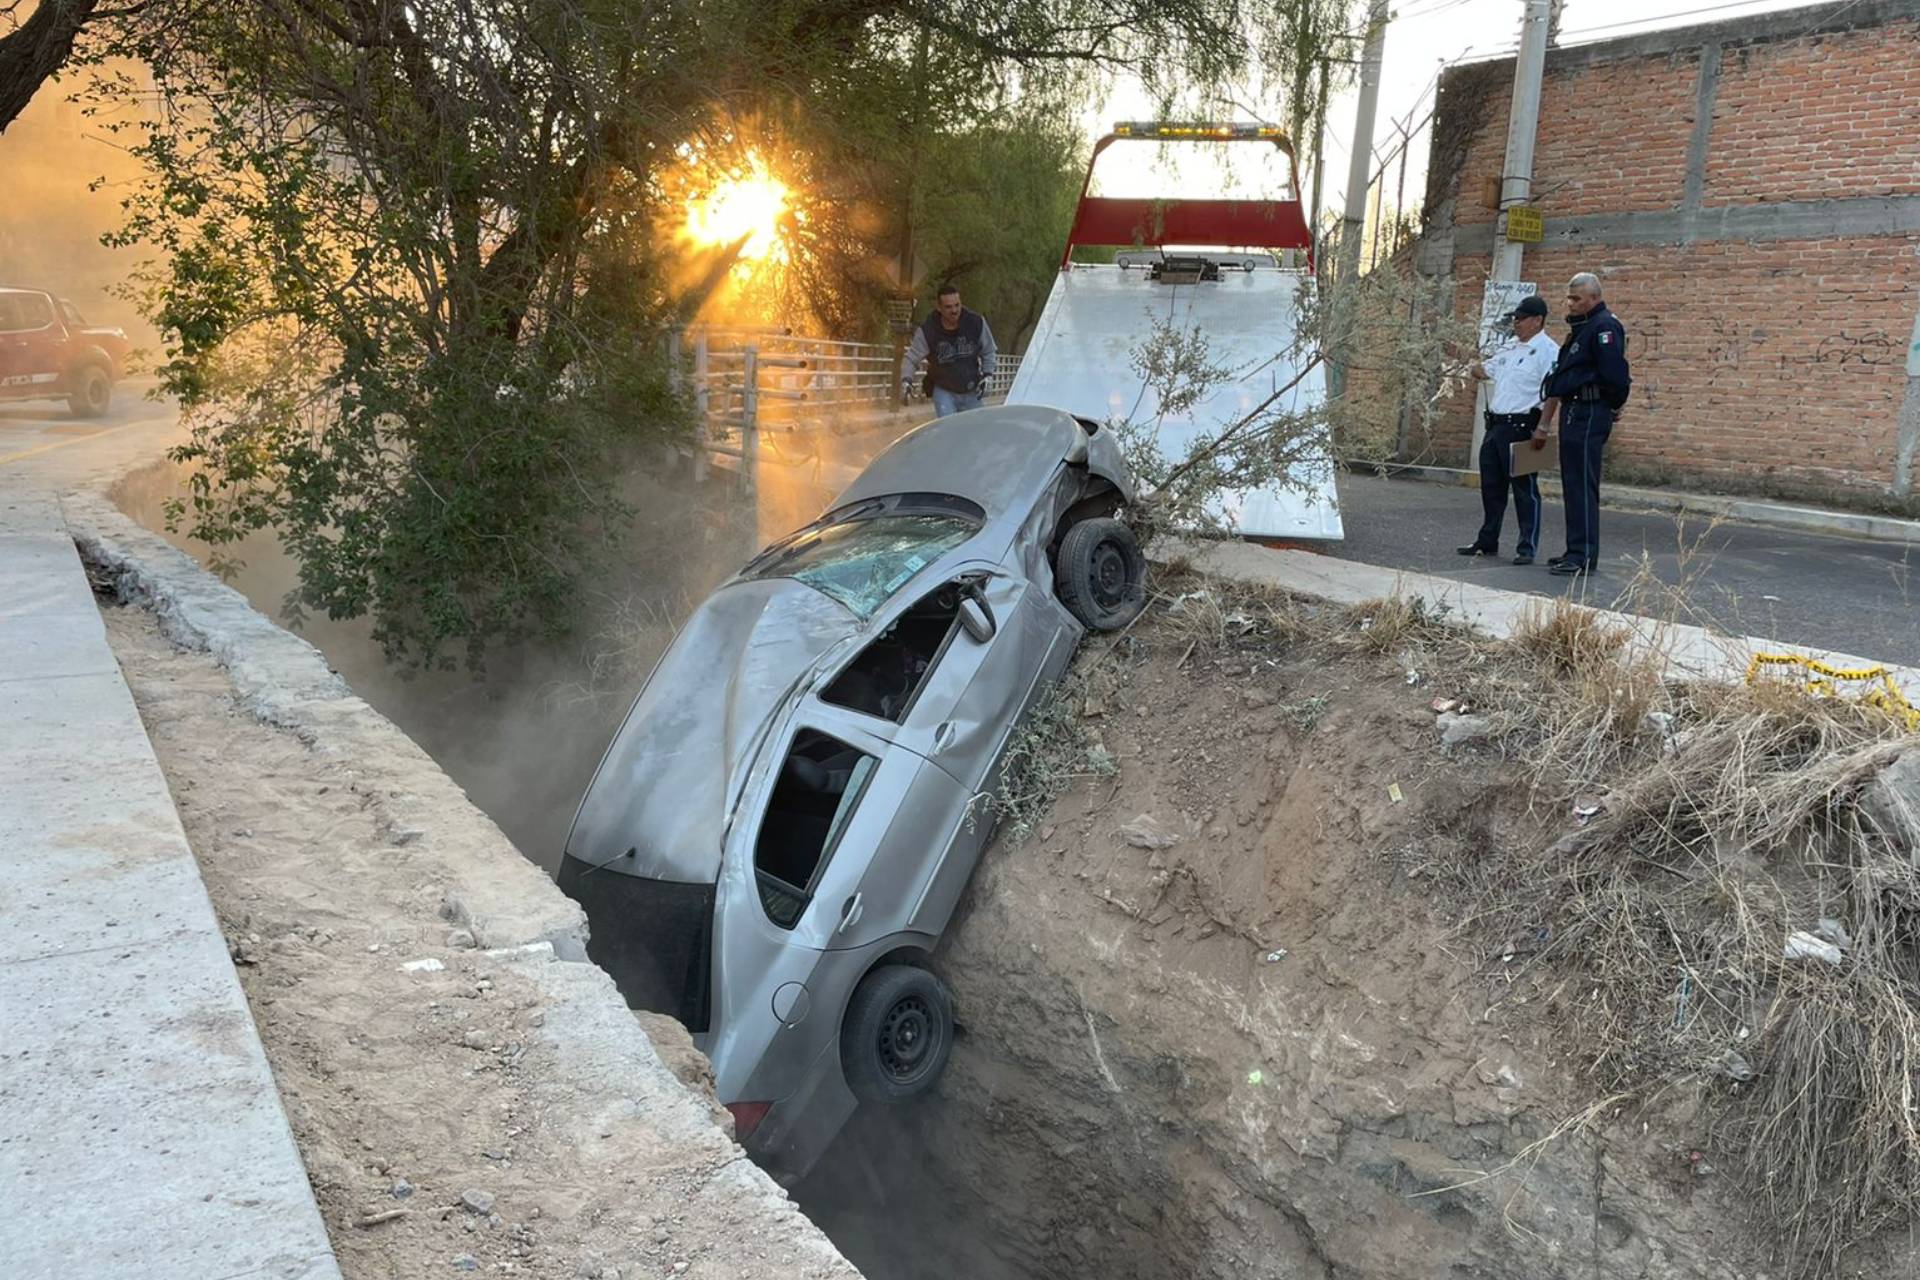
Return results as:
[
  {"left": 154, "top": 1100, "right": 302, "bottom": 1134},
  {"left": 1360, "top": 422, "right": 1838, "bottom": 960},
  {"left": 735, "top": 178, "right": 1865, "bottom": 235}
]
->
[
  {"left": 1471, "top": 0, "right": 1554, "bottom": 465},
  {"left": 1337, "top": 0, "right": 1389, "bottom": 284},
  {"left": 1492, "top": 0, "right": 1553, "bottom": 281}
]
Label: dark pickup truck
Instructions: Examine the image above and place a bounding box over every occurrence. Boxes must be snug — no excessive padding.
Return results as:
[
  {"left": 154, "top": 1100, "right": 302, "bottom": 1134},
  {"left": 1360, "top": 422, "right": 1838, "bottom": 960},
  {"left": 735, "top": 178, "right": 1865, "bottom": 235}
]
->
[{"left": 0, "top": 286, "right": 132, "bottom": 418}]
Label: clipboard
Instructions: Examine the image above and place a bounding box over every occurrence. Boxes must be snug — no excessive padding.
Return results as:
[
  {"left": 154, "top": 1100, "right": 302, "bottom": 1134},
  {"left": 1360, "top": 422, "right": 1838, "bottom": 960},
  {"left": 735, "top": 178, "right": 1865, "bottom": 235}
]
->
[{"left": 1510, "top": 435, "right": 1554, "bottom": 477}]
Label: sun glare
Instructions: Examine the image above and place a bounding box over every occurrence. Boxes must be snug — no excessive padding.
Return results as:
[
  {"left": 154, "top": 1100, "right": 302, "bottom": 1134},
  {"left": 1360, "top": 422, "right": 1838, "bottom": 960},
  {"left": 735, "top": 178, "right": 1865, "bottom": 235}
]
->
[{"left": 685, "top": 159, "right": 790, "bottom": 261}]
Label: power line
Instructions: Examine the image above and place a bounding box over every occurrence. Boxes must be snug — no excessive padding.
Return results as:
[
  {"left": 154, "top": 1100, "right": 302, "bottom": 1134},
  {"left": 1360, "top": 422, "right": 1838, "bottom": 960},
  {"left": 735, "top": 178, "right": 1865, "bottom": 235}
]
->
[{"left": 1556, "top": 0, "right": 1804, "bottom": 42}]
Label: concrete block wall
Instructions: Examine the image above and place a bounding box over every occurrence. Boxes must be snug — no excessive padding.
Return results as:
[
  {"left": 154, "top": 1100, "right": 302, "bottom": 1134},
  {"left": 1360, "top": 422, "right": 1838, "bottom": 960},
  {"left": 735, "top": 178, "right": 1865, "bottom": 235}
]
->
[{"left": 1418, "top": 0, "right": 1920, "bottom": 505}]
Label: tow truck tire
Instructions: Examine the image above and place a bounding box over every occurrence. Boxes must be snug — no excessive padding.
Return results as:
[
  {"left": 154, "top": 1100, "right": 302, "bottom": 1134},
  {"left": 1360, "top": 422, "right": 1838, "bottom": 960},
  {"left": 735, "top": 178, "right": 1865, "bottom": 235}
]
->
[
  {"left": 68, "top": 364, "right": 112, "bottom": 418},
  {"left": 1055, "top": 517, "right": 1147, "bottom": 631},
  {"left": 841, "top": 964, "right": 953, "bottom": 1103}
]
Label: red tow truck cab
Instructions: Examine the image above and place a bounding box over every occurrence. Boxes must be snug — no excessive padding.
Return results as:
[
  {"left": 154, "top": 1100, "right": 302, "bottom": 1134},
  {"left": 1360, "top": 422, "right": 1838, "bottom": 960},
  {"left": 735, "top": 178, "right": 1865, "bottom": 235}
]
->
[{"left": 0, "top": 286, "right": 131, "bottom": 418}]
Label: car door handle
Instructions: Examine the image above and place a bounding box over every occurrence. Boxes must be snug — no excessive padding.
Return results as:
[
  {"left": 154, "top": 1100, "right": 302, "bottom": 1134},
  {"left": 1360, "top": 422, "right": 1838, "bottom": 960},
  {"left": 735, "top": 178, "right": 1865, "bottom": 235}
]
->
[
  {"left": 933, "top": 722, "right": 957, "bottom": 752},
  {"left": 837, "top": 893, "right": 864, "bottom": 933}
]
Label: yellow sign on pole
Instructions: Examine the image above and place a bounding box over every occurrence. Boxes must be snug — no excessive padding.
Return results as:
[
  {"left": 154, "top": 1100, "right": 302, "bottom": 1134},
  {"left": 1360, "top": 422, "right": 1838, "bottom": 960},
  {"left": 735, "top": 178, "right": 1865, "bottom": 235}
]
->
[{"left": 1505, "top": 206, "right": 1544, "bottom": 243}]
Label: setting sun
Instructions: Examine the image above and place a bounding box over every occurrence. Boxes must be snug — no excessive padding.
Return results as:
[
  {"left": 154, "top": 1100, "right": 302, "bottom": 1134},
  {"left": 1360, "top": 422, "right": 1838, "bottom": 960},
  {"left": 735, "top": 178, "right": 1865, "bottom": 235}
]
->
[{"left": 684, "top": 159, "right": 790, "bottom": 261}]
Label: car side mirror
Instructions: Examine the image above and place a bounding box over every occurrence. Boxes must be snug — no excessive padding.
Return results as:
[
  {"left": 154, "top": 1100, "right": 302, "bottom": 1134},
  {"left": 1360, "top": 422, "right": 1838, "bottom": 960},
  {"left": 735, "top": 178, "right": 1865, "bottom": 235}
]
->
[{"left": 957, "top": 596, "right": 995, "bottom": 644}]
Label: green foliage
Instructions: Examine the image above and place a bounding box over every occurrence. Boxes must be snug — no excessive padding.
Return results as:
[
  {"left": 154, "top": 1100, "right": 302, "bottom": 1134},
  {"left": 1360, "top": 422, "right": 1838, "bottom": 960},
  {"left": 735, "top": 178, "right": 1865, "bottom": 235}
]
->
[
  {"left": 1112, "top": 307, "right": 1330, "bottom": 540},
  {"left": 92, "top": 0, "right": 1357, "bottom": 665}
]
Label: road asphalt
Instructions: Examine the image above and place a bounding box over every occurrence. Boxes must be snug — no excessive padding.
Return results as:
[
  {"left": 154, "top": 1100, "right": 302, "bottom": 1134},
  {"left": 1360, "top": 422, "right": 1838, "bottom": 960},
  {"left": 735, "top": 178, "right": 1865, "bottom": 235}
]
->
[{"left": 1325, "top": 473, "right": 1920, "bottom": 668}]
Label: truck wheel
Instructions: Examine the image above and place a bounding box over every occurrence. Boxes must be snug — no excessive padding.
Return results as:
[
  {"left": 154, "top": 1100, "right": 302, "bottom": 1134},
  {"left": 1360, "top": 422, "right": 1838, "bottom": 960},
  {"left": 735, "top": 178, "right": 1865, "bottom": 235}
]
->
[
  {"left": 68, "top": 365, "right": 111, "bottom": 418},
  {"left": 841, "top": 965, "right": 953, "bottom": 1103},
  {"left": 1055, "top": 517, "right": 1147, "bottom": 631}
]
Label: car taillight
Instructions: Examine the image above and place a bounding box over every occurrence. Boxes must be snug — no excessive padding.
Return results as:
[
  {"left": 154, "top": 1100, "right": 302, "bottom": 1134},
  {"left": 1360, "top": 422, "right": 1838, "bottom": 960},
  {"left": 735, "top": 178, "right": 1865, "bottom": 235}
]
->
[{"left": 725, "top": 1101, "right": 772, "bottom": 1140}]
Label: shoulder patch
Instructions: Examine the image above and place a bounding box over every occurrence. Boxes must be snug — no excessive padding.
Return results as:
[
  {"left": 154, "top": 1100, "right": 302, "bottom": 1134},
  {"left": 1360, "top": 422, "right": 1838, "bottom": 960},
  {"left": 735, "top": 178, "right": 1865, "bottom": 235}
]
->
[{"left": 1599, "top": 331, "right": 1613, "bottom": 344}]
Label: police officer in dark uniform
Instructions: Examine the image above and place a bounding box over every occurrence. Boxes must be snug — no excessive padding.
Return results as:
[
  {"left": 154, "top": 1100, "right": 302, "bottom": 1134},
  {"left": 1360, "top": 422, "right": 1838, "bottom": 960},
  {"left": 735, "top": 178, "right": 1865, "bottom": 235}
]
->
[{"left": 1541, "top": 272, "right": 1631, "bottom": 577}]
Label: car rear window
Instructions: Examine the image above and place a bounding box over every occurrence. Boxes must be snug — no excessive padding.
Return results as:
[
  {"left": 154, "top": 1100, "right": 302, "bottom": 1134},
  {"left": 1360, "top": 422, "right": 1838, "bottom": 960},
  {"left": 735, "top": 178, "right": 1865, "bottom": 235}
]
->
[
  {"left": 0, "top": 293, "right": 53, "bottom": 333},
  {"left": 742, "top": 495, "right": 981, "bottom": 619}
]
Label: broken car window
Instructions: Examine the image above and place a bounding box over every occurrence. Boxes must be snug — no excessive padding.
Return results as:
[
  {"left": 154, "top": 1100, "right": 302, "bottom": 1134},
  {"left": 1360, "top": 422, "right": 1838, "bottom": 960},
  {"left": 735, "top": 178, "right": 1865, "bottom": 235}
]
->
[
  {"left": 743, "top": 507, "right": 976, "bottom": 619},
  {"left": 754, "top": 729, "right": 878, "bottom": 929},
  {"left": 821, "top": 582, "right": 965, "bottom": 723}
]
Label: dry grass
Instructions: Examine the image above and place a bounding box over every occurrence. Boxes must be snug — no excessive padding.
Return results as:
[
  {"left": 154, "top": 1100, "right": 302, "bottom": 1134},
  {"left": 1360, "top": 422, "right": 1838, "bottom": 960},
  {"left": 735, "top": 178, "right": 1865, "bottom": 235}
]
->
[
  {"left": 1181, "top": 566, "right": 1920, "bottom": 1274},
  {"left": 1337, "top": 593, "right": 1455, "bottom": 656},
  {"left": 1031, "top": 560, "right": 1920, "bottom": 1274},
  {"left": 1478, "top": 626, "right": 1920, "bottom": 1275}
]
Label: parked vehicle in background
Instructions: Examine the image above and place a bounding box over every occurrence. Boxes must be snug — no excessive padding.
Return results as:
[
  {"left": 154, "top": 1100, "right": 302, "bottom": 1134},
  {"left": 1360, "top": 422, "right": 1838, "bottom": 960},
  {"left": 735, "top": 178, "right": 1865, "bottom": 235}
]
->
[
  {"left": 557, "top": 404, "right": 1146, "bottom": 1182},
  {"left": 0, "top": 287, "right": 131, "bottom": 418}
]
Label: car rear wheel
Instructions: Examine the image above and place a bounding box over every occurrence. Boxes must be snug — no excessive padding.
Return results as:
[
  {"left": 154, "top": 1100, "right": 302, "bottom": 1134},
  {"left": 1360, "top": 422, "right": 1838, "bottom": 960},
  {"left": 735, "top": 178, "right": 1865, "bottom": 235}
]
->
[
  {"left": 1055, "top": 516, "right": 1146, "bottom": 631},
  {"left": 841, "top": 964, "right": 954, "bottom": 1103},
  {"left": 68, "top": 365, "right": 111, "bottom": 418}
]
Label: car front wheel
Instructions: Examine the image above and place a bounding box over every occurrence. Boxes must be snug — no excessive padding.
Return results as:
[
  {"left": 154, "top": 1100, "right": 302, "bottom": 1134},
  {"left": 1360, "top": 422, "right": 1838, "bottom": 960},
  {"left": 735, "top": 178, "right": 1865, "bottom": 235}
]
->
[
  {"left": 841, "top": 964, "right": 954, "bottom": 1103},
  {"left": 68, "top": 364, "right": 112, "bottom": 418},
  {"left": 1055, "top": 516, "right": 1147, "bottom": 631}
]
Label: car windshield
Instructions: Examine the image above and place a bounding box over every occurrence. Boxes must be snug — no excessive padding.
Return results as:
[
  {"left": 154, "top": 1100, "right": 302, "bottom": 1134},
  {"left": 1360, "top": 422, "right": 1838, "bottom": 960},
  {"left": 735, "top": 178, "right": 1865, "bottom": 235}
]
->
[{"left": 744, "top": 504, "right": 978, "bottom": 618}]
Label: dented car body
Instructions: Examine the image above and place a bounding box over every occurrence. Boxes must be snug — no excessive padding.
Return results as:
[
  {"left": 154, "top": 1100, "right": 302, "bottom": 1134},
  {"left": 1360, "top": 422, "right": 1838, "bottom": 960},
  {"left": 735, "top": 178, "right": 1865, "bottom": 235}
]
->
[{"left": 558, "top": 404, "right": 1142, "bottom": 1180}]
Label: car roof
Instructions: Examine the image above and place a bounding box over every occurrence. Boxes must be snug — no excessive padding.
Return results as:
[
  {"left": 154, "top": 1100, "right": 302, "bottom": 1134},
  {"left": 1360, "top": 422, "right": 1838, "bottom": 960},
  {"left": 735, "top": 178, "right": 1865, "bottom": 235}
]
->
[{"left": 832, "top": 403, "right": 1083, "bottom": 517}]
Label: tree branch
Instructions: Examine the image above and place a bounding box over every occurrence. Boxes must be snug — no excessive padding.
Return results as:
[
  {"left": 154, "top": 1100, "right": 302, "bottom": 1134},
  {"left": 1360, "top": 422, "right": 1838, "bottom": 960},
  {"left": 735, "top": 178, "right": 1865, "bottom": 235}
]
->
[{"left": 0, "top": 0, "right": 102, "bottom": 132}]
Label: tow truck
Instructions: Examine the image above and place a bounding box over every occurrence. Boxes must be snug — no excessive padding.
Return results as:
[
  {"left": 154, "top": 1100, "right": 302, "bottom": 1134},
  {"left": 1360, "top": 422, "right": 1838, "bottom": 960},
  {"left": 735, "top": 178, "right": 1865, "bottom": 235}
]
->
[{"left": 1007, "top": 122, "right": 1343, "bottom": 541}]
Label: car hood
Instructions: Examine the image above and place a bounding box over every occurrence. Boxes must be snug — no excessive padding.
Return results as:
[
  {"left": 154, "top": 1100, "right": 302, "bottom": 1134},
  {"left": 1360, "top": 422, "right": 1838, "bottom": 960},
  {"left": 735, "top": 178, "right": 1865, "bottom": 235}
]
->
[{"left": 565, "top": 578, "right": 855, "bottom": 883}]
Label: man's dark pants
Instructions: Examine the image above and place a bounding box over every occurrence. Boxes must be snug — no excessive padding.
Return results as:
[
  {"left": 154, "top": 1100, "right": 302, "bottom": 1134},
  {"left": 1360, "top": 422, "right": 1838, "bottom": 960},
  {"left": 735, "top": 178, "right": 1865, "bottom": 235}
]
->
[
  {"left": 1558, "top": 399, "right": 1616, "bottom": 570},
  {"left": 1473, "top": 411, "right": 1543, "bottom": 557}
]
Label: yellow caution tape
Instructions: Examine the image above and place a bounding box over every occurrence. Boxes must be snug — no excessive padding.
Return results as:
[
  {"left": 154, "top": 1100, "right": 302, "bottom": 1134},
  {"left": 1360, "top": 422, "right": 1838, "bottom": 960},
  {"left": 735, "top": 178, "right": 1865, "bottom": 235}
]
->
[{"left": 1746, "top": 653, "right": 1920, "bottom": 732}]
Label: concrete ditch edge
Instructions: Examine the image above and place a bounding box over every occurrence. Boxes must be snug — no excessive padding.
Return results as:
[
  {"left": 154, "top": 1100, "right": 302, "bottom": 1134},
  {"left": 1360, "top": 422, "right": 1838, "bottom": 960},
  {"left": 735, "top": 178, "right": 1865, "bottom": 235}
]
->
[
  {"left": 1169, "top": 537, "right": 1920, "bottom": 703},
  {"left": 1, "top": 482, "right": 342, "bottom": 1280},
  {"left": 61, "top": 492, "right": 861, "bottom": 1279}
]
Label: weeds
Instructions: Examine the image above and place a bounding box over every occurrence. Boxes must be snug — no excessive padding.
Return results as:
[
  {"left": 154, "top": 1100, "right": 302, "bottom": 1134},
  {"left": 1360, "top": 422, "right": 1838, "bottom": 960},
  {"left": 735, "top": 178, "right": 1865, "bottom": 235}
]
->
[
  {"left": 1474, "top": 634, "right": 1920, "bottom": 1275},
  {"left": 1339, "top": 594, "right": 1454, "bottom": 656},
  {"left": 1280, "top": 695, "right": 1330, "bottom": 733},
  {"left": 993, "top": 667, "right": 1121, "bottom": 846}
]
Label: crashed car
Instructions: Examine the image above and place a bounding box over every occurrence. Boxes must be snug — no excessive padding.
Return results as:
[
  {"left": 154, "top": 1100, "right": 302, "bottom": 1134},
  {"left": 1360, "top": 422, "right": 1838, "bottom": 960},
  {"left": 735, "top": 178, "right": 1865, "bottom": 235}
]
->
[{"left": 558, "top": 403, "right": 1145, "bottom": 1180}]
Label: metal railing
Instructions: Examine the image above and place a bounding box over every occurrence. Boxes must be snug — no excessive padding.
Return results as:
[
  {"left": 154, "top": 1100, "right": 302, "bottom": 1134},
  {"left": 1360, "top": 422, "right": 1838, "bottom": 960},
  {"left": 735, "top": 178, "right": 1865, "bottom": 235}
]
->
[{"left": 671, "top": 328, "right": 1020, "bottom": 487}]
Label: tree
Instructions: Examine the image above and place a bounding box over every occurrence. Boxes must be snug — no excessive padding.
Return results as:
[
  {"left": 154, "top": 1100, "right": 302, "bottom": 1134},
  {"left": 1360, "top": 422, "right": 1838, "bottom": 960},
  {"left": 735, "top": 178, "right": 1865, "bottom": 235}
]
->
[
  {"left": 101, "top": 0, "right": 1356, "bottom": 665},
  {"left": 0, "top": 0, "right": 107, "bottom": 133}
]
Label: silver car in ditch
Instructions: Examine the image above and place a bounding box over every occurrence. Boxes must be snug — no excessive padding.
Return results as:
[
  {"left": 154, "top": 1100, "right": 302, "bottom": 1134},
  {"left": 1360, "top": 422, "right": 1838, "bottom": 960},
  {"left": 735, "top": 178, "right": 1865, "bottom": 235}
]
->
[{"left": 557, "top": 404, "right": 1145, "bottom": 1181}]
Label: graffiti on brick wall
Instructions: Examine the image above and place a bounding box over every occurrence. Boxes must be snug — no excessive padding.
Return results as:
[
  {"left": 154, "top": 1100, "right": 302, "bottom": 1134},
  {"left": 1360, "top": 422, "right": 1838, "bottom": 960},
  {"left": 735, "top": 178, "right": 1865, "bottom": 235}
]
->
[
  {"left": 1705, "top": 314, "right": 1753, "bottom": 384},
  {"left": 1800, "top": 330, "right": 1904, "bottom": 369}
]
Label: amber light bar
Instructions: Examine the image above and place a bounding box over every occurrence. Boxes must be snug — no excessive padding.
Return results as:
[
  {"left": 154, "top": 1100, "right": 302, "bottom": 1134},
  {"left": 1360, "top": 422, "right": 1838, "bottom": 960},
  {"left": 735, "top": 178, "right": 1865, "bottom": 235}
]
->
[{"left": 1112, "top": 121, "right": 1290, "bottom": 141}]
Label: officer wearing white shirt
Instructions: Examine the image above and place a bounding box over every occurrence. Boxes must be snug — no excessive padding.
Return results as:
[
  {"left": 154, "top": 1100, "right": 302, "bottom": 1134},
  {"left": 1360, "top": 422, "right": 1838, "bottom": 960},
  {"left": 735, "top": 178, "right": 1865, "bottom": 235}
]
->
[{"left": 1458, "top": 294, "right": 1558, "bottom": 565}]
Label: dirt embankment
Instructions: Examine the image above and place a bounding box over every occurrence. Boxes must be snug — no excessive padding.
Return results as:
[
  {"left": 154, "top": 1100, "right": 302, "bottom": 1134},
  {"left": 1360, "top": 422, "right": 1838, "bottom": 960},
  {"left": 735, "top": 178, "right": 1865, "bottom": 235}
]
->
[
  {"left": 98, "top": 597, "right": 853, "bottom": 1280},
  {"left": 802, "top": 589, "right": 1906, "bottom": 1280}
]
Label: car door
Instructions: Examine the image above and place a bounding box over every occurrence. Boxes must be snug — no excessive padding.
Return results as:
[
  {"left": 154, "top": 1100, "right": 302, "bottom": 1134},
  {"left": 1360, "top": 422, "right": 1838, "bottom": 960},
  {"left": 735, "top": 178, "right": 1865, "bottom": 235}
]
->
[
  {"left": 891, "top": 562, "right": 1071, "bottom": 790},
  {"left": 0, "top": 292, "right": 64, "bottom": 392},
  {"left": 890, "top": 563, "right": 1077, "bottom": 933},
  {"left": 742, "top": 703, "right": 973, "bottom": 953}
]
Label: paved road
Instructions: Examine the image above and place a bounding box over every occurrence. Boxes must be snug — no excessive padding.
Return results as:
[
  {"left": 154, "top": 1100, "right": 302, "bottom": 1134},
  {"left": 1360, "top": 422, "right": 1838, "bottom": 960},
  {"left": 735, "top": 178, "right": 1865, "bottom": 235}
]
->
[
  {"left": 0, "top": 382, "right": 172, "bottom": 471},
  {"left": 1326, "top": 473, "right": 1920, "bottom": 666}
]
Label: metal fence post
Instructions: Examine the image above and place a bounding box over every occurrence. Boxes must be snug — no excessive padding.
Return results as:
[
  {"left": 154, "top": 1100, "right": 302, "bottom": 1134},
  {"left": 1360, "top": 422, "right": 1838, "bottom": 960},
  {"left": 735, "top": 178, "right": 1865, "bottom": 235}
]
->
[
  {"left": 741, "top": 344, "right": 759, "bottom": 493},
  {"left": 692, "top": 333, "right": 710, "bottom": 483}
]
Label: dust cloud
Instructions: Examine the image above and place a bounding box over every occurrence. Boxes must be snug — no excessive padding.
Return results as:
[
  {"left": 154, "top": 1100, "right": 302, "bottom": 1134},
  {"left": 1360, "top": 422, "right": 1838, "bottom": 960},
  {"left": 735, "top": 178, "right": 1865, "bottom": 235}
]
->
[
  {"left": 0, "top": 66, "right": 159, "bottom": 348},
  {"left": 112, "top": 416, "right": 915, "bottom": 870}
]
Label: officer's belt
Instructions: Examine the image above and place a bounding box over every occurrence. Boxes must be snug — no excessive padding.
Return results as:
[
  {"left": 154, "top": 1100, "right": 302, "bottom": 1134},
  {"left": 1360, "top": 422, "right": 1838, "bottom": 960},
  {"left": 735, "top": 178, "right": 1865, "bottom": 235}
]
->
[
  {"left": 1483, "top": 411, "right": 1535, "bottom": 425},
  {"left": 1571, "top": 385, "right": 1606, "bottom": 402}
]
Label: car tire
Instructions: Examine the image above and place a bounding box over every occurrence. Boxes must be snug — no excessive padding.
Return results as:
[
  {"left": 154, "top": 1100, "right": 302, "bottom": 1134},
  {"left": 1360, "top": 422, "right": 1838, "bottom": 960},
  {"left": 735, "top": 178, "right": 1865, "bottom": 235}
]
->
[
  {"left": 68, "top": 364, "right": 112, "bottom": 418},
  {"left": 841, "top": 964, "right": 954, "bottom": 1103},
  {"left": 1055, "top": 516, "right": 1147, "bottom": 631}
]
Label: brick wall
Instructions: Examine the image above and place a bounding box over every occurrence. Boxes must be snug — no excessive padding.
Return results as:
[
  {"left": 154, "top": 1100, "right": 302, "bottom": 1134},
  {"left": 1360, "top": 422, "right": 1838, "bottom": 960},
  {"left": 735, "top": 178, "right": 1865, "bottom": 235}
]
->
[{"left": 1417, "top": 2, "right": 1920, "bottom": 506}]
